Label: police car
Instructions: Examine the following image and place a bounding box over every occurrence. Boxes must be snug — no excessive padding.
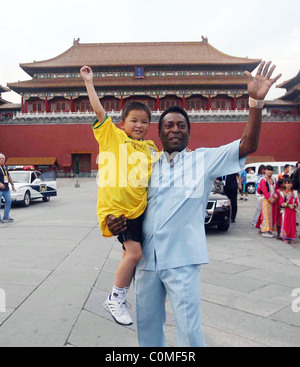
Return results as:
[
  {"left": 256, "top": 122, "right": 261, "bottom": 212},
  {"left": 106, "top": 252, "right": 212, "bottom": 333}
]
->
[{"left": 4, "top": 168, "right": 57, "bottom": 207}]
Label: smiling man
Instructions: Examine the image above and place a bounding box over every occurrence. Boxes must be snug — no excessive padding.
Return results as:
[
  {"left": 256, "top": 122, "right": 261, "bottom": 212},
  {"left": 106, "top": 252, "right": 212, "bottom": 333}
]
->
[
  {"left": 158, "top": 107, "right": 191, "bottom": 155},
  {"left": 107, "top": 61, "right": 281, "bottom": 347}
]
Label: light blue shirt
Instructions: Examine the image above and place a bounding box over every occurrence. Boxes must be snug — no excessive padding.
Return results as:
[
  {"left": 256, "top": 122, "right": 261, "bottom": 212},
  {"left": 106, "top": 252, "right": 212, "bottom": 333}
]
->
[
  {"left": 137, "top": 139, "right": 246, "bottom": 271},
  {"left": 255, "top": 174, "right": 263, "bottom": 191}
]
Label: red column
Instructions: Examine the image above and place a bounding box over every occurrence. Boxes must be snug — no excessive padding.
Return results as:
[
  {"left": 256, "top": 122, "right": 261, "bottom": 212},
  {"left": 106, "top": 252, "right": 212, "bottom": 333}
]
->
[
  {"left": 182, "top": 94, "right": 186, "bottom": 109},
  {"left": 120, "top": 95, "right": 124, "bottom": 110},
  {"left": 70, "top": 96, "right": 73, "bottom": 112},
  {"left": 207, "top": 94, "right": 212, "bottom": 110},
  {"left": 21, "top": 98, "right": 24, "bottom": 113},
  {"left": 233, "top": 94, "right": 237, "bottom": 110},
  {"left": 156, "top": 95, "right": 160, "bottom": 111},
  {"left": 45, "top": 97, "right": 49, "bottom": 113}
]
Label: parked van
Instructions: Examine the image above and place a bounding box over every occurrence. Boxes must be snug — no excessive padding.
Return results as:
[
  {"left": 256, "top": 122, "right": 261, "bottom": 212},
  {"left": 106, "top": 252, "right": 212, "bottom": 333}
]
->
[{"left": 243, "top": 161, "right": 297, "bottom": 194}]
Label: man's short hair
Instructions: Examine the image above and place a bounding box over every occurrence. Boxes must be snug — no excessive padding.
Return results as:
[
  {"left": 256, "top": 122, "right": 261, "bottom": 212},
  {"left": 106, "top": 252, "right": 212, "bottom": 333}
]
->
[
  {"left": 158, "top": 106, "right": 191, "bottom": 133},
  {"left": 121, "top": 102, "right": 151, "bottom": 122},
  {"left": 0, "top": 153, "right": 5, "bottom": 159},
  {"left": 284, "top": 164, "right": 290, "bottom": 169},
  {"left": 265, "top": 165, "right": 274, "bottom": 171}
]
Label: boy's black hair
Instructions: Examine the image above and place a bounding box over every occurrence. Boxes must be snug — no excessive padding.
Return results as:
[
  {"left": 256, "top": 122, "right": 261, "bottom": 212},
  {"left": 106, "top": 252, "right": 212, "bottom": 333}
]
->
[
  {"left": 158, "top": 106, "right": 190, "bottom": 133},
  {"left": 284, "top": 164, "right": 291, "bottom": 169},
  {"left": 265, "top": 165, "right": 274, "bottom": 171},
  {"left": 121, "top": 102, "right": 151, "bottom": 122},
  {"left": 278, "top": 178, "right": 285, "bottom": 187},
  {"left": 283, "top": 178, "right": 293, "bottom": 184}
]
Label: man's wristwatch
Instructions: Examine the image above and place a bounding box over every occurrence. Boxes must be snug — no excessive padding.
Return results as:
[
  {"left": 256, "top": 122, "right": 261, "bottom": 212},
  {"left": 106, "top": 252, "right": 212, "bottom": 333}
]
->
[{"left": 249, "top": 97, "right": 265, "bottom": 108}]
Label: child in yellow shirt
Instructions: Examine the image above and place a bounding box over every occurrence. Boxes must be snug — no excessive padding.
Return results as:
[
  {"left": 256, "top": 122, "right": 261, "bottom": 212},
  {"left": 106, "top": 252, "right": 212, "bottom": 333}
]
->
[{"left": 81, "top": 66, "right": 158, "bottom": 326}]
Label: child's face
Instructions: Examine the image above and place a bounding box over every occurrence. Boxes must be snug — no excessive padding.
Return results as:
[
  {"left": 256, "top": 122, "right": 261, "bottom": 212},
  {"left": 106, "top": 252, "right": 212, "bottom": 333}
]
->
[
  {"left": 285, "top": 182, "right": 293, "bottom": 191},
  {"left": 265, "top": 169, "right": 273, "bottom": 177},
  {"left": 121, "top": 110, "right": 150, "bottom": 140}
]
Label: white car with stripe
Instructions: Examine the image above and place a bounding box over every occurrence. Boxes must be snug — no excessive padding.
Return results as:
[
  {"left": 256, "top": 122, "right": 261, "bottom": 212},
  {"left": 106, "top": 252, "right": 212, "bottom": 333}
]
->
[{"left": 8, "top": 170, "right": 57, "bottom": 207}]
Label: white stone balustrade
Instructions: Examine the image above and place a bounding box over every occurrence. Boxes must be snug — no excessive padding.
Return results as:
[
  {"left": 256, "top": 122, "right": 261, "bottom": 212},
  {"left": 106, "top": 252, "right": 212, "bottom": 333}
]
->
[{"left": 14, "top": 108, "right": 271, "bottom": 120}]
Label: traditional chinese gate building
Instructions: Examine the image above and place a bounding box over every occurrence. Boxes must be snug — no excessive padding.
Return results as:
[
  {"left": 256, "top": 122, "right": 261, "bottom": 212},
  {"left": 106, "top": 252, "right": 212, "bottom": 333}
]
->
[
  {"left": 0, "top": 85, "right": 20, "bottom": 121},
  {"left": 8, "top": 37, "right": 262, "bottom": 114},
  {"left": 272, "top": 70, "right": 300, "bottom": 116}
]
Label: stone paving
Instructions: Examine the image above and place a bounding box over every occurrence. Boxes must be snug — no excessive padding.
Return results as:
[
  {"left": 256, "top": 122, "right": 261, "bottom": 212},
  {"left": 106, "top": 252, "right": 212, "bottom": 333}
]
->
[{"left": 0, "top": 178, "right": 299, "bottom": 347}]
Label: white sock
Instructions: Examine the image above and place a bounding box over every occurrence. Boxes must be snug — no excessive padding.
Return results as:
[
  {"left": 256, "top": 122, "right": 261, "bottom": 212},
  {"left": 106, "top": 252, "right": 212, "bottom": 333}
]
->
[{"left": 110, "top": 285, "right": 129, "bottom": 302}]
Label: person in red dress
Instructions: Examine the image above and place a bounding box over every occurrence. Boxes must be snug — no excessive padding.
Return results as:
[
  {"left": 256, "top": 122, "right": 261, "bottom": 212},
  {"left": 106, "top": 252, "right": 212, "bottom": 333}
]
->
[
  {"left": 276, "top": 179, "right": 285, "bottom": 239},
  {"left": 279, "top": 178, "right": 299, "bottom": 244},
  {"left": 256, "top": 165, "right": 278, "bottom": 238}
]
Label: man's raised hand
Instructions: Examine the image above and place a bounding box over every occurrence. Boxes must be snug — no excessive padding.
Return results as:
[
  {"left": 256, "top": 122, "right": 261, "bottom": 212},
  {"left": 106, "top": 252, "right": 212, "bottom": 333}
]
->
[{"left": 245, "top": 61, "right": 282, "bottom": 101}]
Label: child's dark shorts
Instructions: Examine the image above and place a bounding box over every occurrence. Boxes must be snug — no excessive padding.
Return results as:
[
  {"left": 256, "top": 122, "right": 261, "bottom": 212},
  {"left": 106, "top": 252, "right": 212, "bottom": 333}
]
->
[{"left": 117, "top": 213, "right": 144, "bottom": 250}]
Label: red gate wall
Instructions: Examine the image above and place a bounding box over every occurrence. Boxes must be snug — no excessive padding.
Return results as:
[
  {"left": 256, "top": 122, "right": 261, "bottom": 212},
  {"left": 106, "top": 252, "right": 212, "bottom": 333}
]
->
[{"left": 0, "top": 121, "right": 299, "bottom": 170}]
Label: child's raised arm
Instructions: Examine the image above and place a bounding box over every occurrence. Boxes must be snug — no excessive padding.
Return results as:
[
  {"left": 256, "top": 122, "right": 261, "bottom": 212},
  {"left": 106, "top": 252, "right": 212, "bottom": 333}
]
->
[{"left": 80, "top": 66, "right": 106, "bottom": 123}]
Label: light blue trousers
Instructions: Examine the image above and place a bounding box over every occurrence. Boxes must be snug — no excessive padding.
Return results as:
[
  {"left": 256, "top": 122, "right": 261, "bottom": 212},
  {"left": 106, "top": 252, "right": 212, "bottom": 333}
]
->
[
  {"left": 135, "top": 265, "right": 206, "bottom": 347},
  {"left": 0, "top": 190, "right": 12, "bottom": 220}
]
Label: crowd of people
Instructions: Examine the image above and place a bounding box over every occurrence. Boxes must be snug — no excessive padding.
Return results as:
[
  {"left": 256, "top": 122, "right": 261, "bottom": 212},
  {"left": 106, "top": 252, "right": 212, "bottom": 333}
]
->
[
  {"left": 218, "top": 162, "right": 299, "bottom": 244},
  {"left": 253, "top": 162, "right": 300, "bottom": 244}
]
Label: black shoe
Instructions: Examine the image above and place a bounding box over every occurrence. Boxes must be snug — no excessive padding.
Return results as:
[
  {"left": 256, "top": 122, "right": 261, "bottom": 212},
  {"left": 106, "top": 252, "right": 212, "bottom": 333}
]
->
[
  {"left": 3, "top": 217, "right": 14, "bottom": 223},
  {"left": 231, "top": 219, "right": 236, "bottom": 223}
]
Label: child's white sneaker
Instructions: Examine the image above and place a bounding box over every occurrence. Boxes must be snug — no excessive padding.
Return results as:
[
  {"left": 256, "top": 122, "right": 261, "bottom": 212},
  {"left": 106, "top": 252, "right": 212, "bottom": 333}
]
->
[{"left": 104, "top": 296, "right": 133, "bottom": 326}]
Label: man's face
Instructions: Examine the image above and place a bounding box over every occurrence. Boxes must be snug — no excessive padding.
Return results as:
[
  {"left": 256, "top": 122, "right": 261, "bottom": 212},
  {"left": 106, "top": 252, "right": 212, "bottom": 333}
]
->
[
  {"left": 0, "top": 156, "right": 5, "bottom": 166},
  {"left": 159, "top": 112, "right": 190, "bottom": 155}
]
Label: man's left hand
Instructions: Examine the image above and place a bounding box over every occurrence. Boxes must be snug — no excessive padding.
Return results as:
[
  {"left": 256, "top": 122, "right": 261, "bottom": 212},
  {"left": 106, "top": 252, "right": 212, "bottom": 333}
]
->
[
  {"left": 107, "top": 215, "right": 127, "bottom": 236},
  {"left": 245, "top": 61, "right": 282, "bottom": 100}
]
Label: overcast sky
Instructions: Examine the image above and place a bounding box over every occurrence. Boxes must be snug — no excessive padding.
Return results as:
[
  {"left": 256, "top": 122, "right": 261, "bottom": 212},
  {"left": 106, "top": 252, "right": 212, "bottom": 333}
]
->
[{"left": 1, "top": 0, "right": 299, "bottom": 103}]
